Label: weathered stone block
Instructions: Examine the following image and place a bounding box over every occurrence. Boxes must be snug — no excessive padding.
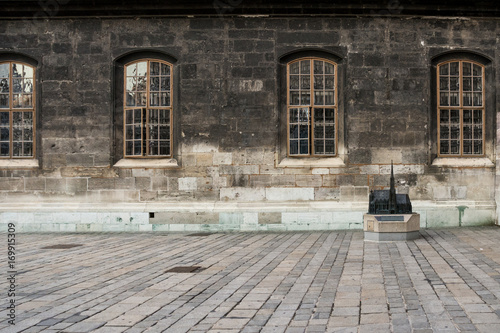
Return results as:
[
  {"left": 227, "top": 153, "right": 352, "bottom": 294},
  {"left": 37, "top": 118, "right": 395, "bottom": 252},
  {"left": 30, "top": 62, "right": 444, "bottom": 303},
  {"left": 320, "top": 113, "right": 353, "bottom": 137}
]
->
[
  {"left": 284, "top": 168, "right": 313, "bottom": 175},
  {"left": 219, "top": 213, "right": 244, "bottom": 226},
  {"left": 229, "top": 174, "right": 249, "bottom": 187},
  {"left": 233, "top": 40, "right": 255, "bottom": 52},
  {"left": 271, "top": 175, "right": 296, "bottom": 186},
  {"left": 213, "top": 152, "right": 232, "bottom": 165},
  {"left": 242, "top": 213, "right": 258, "bottom": 225},
  {"left": 151, "top": 177, "right": 169, "bottom": 191},
  {"left": 380, "top": 164, "right": 425, "bottom": 175},
  {"left": 45, "top": 178, "right": 66, "bottom": 193},
  {"left": 371, "top": 149, "right": 403, "bottom": 164},
  {"left": 195, "top": 212, "right": 219, "bottom": 224},
  {"left": 24, "top": 178, "right": 45, "bottom": 191},
  {"left": 135, "top": 177, "right": 151, "bottom": 191},
  {"left": 220, "top": 165, "right": 259, "bottom": 175},
  {"left": 220, "top": 187, "right": 265, "bottom": 201},
  {"left": 359, "top": 165, "right": 380, "bottom": 175},
  {"left": 312, "top": 168, "right": 329, "bottom": 175},
  {"left": 115, "top": 178, "right": 135, "bottom": 190},
  {"left": 66, "top": 154, "right": 94, "bottom": 167},
  {"left": 178, "top": 177, "right": 198, "bottom": 191},
  {"left": 0, "top": 178, "right": 24, "bottom": 191},
  {"left": 296, "top": 175, "right": 322, "bottom": 187},
  {"left": 258, "top": 212, "right": 281, "bottom": 224},
  {"left": 98, "top": 190, "right": 139, "bottom": 203},
  {"left": 66, "top": 178, "right": 88, "bottom": 194},
  {"left": 139, "top": 190, "right": 158, "bottom": 202},
  {"left": 265, "top": 188, "right": 314, "bottom": 201},
  {"left": 43, "top": 154, "right": 67, "bottom": 168},
  {"left": 433, "top": 186, "right": 452, "bottom": 200},
  {"left": 315, "top": 188, "right": 340, "bottom": 201},
  {"left": 260, "top": 165, "right": 284, "bottom": 175},
  {"left": 195, "top": 153, "right": 213, "bottom": 166},
  {"left": 249, "top": 175, "right": 273, "bottom": 187},
  {"left": 321, "top": 175, "right": 337, "bottom": 187},
  {"left": 340, "top": 186, "right": 355, "bottom": 201},
  {"left": 348, "top": 149, "right": 372, "bottom": 164},
  {"left": 88, "top": 178, "right": 115, "bottom": 190},
  {"left": 277, "top": 31, "right": 339, "bottom": 44}
]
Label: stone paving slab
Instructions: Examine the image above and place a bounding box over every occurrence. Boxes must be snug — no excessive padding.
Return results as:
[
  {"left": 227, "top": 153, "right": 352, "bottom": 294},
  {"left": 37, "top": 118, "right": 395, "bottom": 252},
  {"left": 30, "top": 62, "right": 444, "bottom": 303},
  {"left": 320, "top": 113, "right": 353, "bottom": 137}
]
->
[{"left": 2, "top": 227, "right": 500, "bottom": 332}]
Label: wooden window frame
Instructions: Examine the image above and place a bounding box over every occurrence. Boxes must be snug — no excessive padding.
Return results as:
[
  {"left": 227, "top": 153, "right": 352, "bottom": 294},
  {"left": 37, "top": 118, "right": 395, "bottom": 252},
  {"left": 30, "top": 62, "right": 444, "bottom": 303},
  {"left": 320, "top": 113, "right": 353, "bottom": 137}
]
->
[
  {"left": 437, "top": 60, "right": 485, "bottom": 157},
  {"left": 123, "top": 59, "right": 173, "bottom": 158},
  {"left": 0, "top": 61, "right": 36, "bottom": 159},
  {"left": 286, "top": 57, "right": 338, "bottom": 157}
]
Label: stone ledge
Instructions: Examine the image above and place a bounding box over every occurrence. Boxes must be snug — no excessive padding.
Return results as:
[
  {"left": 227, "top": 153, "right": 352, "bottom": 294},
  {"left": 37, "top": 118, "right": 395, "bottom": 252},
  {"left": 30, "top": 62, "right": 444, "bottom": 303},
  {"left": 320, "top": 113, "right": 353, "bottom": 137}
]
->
[
  {"left": 113, "top": 158, "right": 179, "bottom": 169},
  {"left": 0, "top": 200, "right": 494, "bottom": 212},
  {"left": 278, "top": 157, "right": 345, "bottom": 168},
  {"left": 431, "top": 157, "right": 494, "bottom": 168},
  {"left": 0, "top": 159, "right": 39, "bottom": 169}
]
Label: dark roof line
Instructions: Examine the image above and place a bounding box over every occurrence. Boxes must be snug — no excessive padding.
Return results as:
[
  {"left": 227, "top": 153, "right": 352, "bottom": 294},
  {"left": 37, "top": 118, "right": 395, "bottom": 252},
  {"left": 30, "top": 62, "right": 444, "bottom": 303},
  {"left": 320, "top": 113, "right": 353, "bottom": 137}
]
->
[{"left": 1, "top": 1, "right": 500, "bottom": 19}]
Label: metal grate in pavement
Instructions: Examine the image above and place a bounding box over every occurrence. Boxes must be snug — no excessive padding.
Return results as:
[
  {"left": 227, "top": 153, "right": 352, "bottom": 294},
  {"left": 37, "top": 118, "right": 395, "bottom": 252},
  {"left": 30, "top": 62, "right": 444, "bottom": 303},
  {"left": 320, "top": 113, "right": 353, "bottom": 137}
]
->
[
  {"left": 165, "top": 266, "right": 205, "bottom": 273},
  {"left": 186, "top": 233, "right": 214, "bottom": 237},
  {"left": 41, "top": 244, "right": 83, "bottom": 249}
]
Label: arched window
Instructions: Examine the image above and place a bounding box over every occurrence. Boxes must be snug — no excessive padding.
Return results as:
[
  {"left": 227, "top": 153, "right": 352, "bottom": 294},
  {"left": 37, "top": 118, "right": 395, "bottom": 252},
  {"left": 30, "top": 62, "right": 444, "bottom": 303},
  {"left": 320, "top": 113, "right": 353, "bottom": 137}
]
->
[
  {"left": 123, "top": 59, "right": 173, "bottom": 158},
  {"left": 287, "top": 58, "right": 338, "bottom": 156},
  {"left": 437, "top": 60, "right": 485, "bottom": 156},
  {"left": 0, "top": 61, "right": 35, "bottom": 158}
]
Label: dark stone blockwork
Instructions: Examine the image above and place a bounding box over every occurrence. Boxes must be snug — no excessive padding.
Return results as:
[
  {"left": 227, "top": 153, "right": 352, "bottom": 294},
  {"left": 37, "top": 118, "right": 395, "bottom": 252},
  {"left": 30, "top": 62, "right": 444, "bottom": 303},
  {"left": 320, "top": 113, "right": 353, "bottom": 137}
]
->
[{"left": 0, "top": 1, "right": 499, "bottom": 230}]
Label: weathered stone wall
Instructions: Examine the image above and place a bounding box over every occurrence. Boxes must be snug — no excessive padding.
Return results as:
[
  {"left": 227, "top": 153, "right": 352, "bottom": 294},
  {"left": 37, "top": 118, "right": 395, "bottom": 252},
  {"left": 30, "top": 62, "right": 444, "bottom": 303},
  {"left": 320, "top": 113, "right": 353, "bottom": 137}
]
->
[{"left": 0, "top": 16, "right": 498, "bottom": 231}]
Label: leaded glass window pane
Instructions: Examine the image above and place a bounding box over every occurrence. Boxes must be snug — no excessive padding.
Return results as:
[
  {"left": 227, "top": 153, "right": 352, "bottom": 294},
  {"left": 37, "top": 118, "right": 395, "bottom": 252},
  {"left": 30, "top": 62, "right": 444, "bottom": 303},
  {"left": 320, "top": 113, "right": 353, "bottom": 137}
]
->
[
  {"left": 313, "top": 108, "right": 336, "bottom": 155},
  {"left": 437, "top": 61, "right": 484, "bottom": 156},
  {"left": 124, "top": 60, "right": 173, "bottom": 157},
  {"left": 287, "top": 58, "right": 337, "bottom": 156},
  {"left": 0, "top": 62, "right": 36, "bottom": 158}
]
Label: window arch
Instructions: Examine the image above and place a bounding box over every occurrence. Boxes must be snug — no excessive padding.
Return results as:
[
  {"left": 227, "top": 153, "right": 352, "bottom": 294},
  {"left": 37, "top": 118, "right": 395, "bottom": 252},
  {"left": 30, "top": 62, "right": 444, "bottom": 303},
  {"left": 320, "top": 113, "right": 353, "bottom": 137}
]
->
[
  {"left": 0, "top": 61, "right": 35, "bottom": 158},
  {"left": 437, "top": 60, "right": 485, "bottom": 156},
  {"left": 286, "top": 57, "right": 338, "bottom": 156},
  {"left": 123, "top": 59, "right": 173, "bottom": 157}
]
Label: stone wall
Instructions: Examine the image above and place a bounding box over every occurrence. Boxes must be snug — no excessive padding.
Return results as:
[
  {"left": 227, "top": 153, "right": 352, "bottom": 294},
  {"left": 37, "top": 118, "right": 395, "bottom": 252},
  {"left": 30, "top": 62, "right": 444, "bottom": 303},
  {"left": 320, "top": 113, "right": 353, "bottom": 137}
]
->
[{"left": 0, "top": 15, "right": 498, "bottom": 231}]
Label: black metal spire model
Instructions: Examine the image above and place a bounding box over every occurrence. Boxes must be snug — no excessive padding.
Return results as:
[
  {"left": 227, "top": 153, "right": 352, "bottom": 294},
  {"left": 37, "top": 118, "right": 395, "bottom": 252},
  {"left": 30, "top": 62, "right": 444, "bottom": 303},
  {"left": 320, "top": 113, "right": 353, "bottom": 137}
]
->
[{"left": 368, "top": 161, "right": 412, "bottom": 214}]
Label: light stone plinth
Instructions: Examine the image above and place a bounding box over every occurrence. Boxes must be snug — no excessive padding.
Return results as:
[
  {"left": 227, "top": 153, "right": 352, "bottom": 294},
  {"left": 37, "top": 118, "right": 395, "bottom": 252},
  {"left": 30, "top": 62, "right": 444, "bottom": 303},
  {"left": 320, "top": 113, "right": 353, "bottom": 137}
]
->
[{"left": 363, "top": 213, "right": 420, "bottom": 241}]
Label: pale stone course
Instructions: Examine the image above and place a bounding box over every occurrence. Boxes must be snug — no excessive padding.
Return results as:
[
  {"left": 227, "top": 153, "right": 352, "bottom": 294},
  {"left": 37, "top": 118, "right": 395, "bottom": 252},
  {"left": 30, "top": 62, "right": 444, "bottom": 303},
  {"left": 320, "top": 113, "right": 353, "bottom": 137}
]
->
[{"left": 265, "top": 188, "right": 314, "bottom": 201}]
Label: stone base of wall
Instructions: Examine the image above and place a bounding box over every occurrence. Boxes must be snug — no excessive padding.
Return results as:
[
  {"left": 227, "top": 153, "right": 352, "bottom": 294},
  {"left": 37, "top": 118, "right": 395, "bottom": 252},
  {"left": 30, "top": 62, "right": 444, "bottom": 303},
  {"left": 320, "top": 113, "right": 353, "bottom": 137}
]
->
[{"left": 0, "top": 200, "right": 496, "bottom": 232}]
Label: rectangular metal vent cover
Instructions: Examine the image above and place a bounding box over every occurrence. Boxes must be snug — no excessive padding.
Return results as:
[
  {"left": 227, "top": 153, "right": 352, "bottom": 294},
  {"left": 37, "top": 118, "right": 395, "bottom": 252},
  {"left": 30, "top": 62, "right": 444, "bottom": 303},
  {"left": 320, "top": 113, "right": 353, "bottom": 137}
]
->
[
  {"left": 165, "top": 266, "right": 205, "bottom": 273},
  {"left": 42, "top": 244, "right": 83, "bottom": 249}
]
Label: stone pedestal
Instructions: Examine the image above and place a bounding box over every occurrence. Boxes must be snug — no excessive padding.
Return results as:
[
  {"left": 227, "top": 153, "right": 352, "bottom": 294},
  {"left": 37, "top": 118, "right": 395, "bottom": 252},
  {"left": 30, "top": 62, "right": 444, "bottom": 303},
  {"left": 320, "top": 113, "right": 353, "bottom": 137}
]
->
[{"left": 363, "top": 213, "right": 420, "bottom": 241}]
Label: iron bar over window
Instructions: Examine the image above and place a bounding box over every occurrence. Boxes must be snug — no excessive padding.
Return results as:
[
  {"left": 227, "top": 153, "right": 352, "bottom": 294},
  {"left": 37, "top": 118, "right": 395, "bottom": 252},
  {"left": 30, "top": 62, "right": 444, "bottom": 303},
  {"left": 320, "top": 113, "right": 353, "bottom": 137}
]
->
[
  {"left": 437, "top": 60, "right": 485, "bottom": 156},
  {"left": 124, "top": 59, "right": 172, "bottom": 157},
  {"left": 0, "top": 62, "right": 35, "bottom": 158},
  {"left": 287, "top": 58, "right": 337, "bottom": 157}
]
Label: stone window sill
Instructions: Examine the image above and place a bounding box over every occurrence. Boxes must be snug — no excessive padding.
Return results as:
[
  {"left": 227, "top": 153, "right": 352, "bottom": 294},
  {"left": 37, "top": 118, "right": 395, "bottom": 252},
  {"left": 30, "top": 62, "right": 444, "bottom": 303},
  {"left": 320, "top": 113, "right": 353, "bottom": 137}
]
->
[
  {"left": 431, "top": 157, "right": 494, "bottom": 168},
  {"left": 278, "top": 157, "right": 345, "bottom": 168},
  {"left": 0, "top": 159, "right": 39, "bottom": 169},
  {"left": 114, "top": 158, "right": 179, "bottom": 169}
]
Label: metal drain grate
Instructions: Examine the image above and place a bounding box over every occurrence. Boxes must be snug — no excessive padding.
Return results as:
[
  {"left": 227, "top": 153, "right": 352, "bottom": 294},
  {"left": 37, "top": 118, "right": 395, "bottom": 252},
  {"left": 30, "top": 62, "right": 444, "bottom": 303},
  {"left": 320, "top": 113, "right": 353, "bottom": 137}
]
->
[
  {"left": 42, "top": 244, "right": 83, "bottom": 249},
  {"left": 186, "top": 233, "right": 213, "bottom": 237},
  {"left": 165, "top": 266, "right": 205, "bottom": 273}
]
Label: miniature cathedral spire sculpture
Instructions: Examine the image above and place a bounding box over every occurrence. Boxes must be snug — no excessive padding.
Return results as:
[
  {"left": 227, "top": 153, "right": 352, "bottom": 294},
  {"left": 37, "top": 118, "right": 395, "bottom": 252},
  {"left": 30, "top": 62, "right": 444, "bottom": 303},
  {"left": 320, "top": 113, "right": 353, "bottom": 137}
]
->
[
  {"left": 368, "top": 161, "right": 412, "bottom": 214},
  {"left": 389, "top": 161, "right": 397, "bottom": 214}
]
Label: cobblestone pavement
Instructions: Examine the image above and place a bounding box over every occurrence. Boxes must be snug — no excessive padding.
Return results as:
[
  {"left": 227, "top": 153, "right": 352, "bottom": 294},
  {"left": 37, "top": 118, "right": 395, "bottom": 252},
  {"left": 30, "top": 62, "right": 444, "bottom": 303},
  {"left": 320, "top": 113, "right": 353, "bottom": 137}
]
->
[{"left": 3, "top": 227, "right": 500, "bottom": 332}]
